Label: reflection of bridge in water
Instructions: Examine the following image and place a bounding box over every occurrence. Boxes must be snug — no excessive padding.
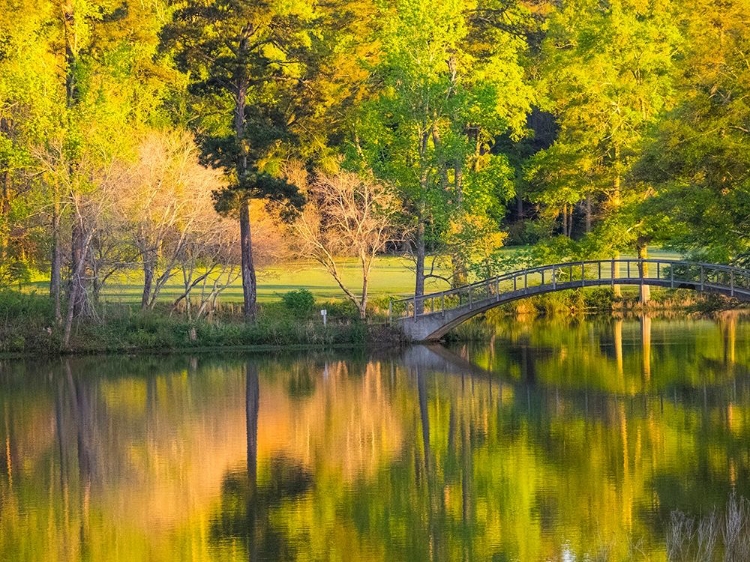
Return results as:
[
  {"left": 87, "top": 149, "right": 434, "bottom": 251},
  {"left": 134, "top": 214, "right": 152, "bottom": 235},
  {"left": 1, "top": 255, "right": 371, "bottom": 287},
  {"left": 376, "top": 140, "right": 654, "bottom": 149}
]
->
[{"left": 390, "top": 259, "right": 750, "bottom": 341}]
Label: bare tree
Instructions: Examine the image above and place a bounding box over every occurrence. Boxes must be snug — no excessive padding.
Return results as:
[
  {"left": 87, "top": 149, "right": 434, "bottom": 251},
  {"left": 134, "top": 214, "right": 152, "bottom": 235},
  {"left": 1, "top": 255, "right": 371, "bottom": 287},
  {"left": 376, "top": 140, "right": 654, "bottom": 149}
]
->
[
  {"left": 117, "top": 131, "right": 224, "bottom": 309},
  {"left": 293, "top": 168, "right": 401, "bottom": 319},
  {"left": 172, "top": 214, "right": 240, "bottom": 320}
]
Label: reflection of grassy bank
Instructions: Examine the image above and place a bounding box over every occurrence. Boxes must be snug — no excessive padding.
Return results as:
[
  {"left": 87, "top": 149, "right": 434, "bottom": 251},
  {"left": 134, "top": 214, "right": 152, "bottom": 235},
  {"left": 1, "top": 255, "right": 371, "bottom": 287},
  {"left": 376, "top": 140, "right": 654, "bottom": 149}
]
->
[{"left": 0, "top": 290, "right": 404, "bottom": 355}]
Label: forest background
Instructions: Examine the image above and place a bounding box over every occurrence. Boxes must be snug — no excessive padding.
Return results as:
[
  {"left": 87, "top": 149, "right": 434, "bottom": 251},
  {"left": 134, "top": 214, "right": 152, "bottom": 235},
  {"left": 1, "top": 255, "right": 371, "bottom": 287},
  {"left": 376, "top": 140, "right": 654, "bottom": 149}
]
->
[{"left": 0, "top": 0, "right": 748, "bottom": 350}]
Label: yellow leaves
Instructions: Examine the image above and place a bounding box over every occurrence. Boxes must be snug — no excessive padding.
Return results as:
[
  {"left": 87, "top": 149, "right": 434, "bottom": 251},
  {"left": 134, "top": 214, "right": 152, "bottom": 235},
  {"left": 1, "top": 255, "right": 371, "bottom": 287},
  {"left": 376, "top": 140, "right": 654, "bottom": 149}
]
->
[{"left": 446, "top": 211, "right": 508, "bottom": 264}]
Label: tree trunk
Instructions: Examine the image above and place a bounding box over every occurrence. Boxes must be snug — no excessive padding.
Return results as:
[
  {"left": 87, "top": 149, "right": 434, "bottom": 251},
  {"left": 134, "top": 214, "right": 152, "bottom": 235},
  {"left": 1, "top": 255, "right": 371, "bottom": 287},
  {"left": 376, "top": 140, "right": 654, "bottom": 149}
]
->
[
  {"left": 141, "top": 252, "right": 154, "bottom": 309},
  {"left": 414, "top": 218, "right": 425, "bottom": 315},
  {"left": 452, "top": 162, "right": 467, "bottom": 287},
  {"left": 360, "top": 261, "right": 369, "bottom": 320},
  {"left": 0, "top": 170, "right": 9, "bottom": 260},
  {"left": 70, "top": 219, "right": 87, "bottom": 318},
  {"left": 63, "top": 220, "right": 91, "bottom": 349},
  {"left": 637, "top": 240, "right": 650, "bottom": 304},
  {"left": 562, "top": 204, "right": 568, "bottom": 237},
  {"left": 63, "top": 4, "right": 84, "bottom": 325},
  {"left": 585, "top": 192, "right": 592, "bottom": 234},
  {"left": 239, "top": 197, "right": 257, "bottom": 321},
  {"left": 234, "top": 30, "right": 255, "bottom": 321},
  {"left": 50, "top": 184, "right": 62, "bottom": 324},
  {"left": 613, "top": 144, "right": 622, "bottom": 206},
  {"left": 613, "top": 251, "right": 621, "bottom": 298}
]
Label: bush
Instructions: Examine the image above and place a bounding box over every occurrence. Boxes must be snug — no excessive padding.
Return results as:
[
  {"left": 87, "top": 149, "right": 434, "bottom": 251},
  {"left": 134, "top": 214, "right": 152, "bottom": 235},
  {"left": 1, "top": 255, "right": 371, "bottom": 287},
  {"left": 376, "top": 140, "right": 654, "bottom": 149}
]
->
[
  {"left": 583, "top": 288, "right": 615, "bottom": 311},
  {"left": 322, "top": 298, "right": 360, "bottom": 320},
  {"left": 280, "top": 289, "right": 316, "bottom": 317}
]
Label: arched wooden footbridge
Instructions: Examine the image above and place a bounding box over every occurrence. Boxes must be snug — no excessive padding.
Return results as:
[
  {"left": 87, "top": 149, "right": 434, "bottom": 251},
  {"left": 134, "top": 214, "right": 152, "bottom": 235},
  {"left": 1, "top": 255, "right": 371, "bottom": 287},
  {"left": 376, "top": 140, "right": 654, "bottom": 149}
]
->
[{"left": 389, "top": 259, "right": 750, "bottom": 341}]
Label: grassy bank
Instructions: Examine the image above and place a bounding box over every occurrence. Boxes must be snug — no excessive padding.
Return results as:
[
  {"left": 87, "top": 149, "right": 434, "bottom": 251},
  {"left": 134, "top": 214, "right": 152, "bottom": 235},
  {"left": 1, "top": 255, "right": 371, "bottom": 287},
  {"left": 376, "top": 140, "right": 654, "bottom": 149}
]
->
[
  {"left": 3, "top": 286, "right": 743, "bottom": 355},
  {"left": 0, "top": 290, "right": 406, "bottom": 356},
  {"left": 2, "top": 254, "right": 745, "bottom": 355}
]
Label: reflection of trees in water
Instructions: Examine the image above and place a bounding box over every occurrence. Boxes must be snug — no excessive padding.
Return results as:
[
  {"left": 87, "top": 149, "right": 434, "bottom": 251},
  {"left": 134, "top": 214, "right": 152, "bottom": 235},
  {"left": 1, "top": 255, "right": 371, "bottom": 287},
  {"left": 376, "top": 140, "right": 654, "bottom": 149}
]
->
[
  {"left": 343, "top": 336, "right": 750, "bottom": 560},
  {"left": 210, "top": 361, "right": 313, "bottom": 561},
  {"left": 286, "top": 365, "right": 316, "bottom": 400},
  {"left": 455, "top": 315, "right": 749, "bottom": 394},
  {"left": 3, "top": 326, "right": 750, "bottom": 560},
  {"left": 210, "top": 457, "right": 314, "bottom": 561}
]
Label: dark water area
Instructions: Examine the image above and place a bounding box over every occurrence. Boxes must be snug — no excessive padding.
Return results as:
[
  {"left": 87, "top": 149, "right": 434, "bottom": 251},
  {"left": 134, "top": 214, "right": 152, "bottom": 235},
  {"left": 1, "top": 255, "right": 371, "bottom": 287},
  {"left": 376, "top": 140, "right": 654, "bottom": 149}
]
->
[{"left": 1, "top": 314, "right": 749, "bottom": 561}]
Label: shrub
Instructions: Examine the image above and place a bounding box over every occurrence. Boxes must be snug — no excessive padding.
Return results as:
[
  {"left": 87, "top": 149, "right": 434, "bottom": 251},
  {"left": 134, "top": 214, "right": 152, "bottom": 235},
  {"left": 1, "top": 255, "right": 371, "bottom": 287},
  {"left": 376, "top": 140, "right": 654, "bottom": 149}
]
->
[
  {"left": 583, "top": 288, "right": 615, "bottom": 311},
  {"left": 280, "top": 289, "right": 316, "bottom": 317},
  {"left": 323, "top": 298, "right": 360, "bottom": 320}
]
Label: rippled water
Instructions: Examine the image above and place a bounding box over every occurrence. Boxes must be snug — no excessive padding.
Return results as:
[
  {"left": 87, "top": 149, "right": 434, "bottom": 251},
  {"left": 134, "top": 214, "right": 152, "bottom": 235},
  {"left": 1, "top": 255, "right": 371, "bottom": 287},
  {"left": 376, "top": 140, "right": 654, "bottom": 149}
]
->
[{"left": 1, "top": 314, "right": 749, "bottom": 561}]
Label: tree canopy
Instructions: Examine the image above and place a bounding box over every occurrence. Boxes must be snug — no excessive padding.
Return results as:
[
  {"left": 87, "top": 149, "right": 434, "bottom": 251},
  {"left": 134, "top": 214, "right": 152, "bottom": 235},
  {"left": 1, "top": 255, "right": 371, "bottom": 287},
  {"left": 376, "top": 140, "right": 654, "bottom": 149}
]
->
[{"left": 0, "top": 0, "right": 748, "bottom": 330}]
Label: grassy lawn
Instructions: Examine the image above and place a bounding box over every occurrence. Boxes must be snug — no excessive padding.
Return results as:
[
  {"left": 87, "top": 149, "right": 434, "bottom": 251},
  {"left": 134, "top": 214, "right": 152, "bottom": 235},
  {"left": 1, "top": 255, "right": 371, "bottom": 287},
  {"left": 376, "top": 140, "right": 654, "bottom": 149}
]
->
[
  {"left": 19, "top": 248, "right": 685, "bottom": 305},
  {"left": 21, "top": 255, "right": 452, "bottom": 304},
  {"left": 149, "top": 256, "right": 453, "bottom": 303}
]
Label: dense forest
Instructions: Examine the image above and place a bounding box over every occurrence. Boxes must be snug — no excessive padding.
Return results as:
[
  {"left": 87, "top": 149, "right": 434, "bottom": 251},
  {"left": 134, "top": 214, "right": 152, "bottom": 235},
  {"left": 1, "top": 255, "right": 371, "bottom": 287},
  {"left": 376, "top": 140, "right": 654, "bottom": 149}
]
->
[{"left": 0, "top": 0, "right": 748, "bottom": 340}]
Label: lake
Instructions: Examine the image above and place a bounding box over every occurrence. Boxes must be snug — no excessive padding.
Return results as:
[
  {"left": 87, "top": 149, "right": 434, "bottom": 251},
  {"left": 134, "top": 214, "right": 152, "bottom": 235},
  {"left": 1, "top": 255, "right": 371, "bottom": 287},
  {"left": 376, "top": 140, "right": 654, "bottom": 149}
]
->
[{"left": 1, "top": 313, "right": 749, "bottom": 561}]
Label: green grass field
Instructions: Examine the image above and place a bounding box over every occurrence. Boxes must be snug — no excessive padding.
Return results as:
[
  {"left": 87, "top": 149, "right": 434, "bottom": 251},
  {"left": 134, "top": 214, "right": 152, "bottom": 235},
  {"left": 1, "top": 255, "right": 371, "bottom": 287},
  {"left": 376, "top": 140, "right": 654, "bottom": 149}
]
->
[
  {"left": 20, "top": 249, "right": 684, "bottom": 305},
  {"left": 100, "top": 256, "right": 451, "bottom": 304}
]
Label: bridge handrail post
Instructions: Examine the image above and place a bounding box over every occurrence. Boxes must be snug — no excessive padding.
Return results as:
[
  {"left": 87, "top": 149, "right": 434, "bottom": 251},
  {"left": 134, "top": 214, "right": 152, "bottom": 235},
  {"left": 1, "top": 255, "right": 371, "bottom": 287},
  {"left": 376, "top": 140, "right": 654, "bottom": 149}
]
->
[
  {"left": 413, "top": 296, "right": 417, "bottom": 319},
  {"left": 552, "top": 265, "right": 556, "bottom": 290},
  {"left": 468, "top": 287, "right": 472, "bottom": 309},
  {"left": 657, "top": 262, "right": 661, "bottom": 280},
  {"left": 627, "top": 260, "right": 631, "bottom": 279},
  {"left": 671, "top": 266, "right": 675, "bottom": 289},
  {"left": 442, "top": 294, "right": 445, "bottom": 316},
  {"left": 700, "top": 265, "right": 704, "bottom": 291},
  {"left": 598, "top": 261, "right": 602, "bottom": 280},
  {"left": 731, "top": 271, "right": 735, "bottom": 297},
  {"left": 581, "top": 262, "right": 585, "bottom": 286}
]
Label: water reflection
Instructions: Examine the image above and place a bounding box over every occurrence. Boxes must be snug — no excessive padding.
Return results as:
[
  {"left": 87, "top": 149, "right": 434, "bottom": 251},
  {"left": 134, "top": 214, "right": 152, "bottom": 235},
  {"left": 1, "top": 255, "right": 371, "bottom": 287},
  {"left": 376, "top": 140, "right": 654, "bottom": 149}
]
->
[{"left": 0, "top": 315, "right": 749, "bottom": 560}]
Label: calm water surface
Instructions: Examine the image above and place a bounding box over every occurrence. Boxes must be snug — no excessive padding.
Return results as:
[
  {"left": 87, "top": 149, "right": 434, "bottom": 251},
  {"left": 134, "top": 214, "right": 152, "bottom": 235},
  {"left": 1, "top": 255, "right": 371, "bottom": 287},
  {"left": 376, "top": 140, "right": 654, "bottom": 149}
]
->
[{"left": 1, "top": 314, "right": 749, "bottom": 561}]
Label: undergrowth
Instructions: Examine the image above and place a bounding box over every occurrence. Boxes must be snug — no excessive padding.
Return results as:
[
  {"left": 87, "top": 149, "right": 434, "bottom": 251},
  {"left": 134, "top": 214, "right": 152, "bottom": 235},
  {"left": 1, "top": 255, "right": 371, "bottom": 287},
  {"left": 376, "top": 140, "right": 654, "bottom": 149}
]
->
[{"left": 0, "top": 290, "right": 403, "bottom": 355}]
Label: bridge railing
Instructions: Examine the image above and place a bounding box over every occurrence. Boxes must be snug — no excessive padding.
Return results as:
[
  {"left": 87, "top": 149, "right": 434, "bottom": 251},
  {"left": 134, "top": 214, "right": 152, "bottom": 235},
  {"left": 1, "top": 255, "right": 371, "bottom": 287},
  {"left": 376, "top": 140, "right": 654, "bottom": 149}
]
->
[{"left": 389, "top": 259, "right": 750, "bottom": 321}]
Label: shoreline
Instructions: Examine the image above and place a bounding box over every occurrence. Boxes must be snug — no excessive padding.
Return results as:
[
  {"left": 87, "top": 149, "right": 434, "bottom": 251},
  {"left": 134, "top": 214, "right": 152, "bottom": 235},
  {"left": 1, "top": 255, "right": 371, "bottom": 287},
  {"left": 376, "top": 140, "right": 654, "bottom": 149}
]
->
[{"left": 3, "top": 306, "right": 748, "bottom": 360}]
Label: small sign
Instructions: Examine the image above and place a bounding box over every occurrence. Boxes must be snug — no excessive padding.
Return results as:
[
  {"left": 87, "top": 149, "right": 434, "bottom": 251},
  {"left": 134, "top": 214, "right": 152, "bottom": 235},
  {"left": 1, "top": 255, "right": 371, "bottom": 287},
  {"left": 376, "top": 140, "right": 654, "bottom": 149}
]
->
[{"left": 320, "top": 309, "right": 327, "bottom": 326}]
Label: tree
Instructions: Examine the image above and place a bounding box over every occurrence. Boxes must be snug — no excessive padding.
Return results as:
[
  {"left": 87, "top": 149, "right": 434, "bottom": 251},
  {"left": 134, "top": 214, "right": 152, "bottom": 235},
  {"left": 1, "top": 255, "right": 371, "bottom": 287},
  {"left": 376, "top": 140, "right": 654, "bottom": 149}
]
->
[
  {"left": 352, "top": 0, "right": 532, "bottom": 306},
  {"left": 635, "top": 0, "right": 750, "bottom": 266},
  {"left": 116, "top": 130, "right": 224, "bottom": 309},
  {"left": 161, "top": 0, "right": 311, "bottom": 320},
  {"left": 528, "top": 0, "right": 679, "bottom": 300},
  {"left": 0, "top": 0, "right": 62, "bottom": 291},
  {"left": 172, "top": 215, "right": 241, "bottom": 321},
  {"left": 292, "top": 167, "right": 401, "bottom": 319}
]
